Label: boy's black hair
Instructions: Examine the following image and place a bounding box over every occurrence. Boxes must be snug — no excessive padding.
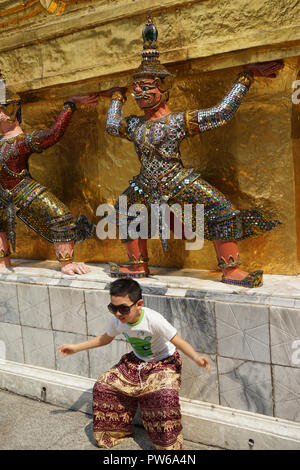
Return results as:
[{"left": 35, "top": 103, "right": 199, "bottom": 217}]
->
[{"left": 109, "top": 278, "right": 142, "bottom": 303}]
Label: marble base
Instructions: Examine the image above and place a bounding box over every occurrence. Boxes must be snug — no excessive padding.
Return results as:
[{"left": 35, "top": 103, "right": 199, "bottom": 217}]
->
[
  {"left": 1, "top": 259, "right": 300, "bottom": 428},
  {"left": 1, "top": 360, "right": 300, "bottom": 450},
  {"left": 2, "top": 258, "right": 300, "bottom": 308}
]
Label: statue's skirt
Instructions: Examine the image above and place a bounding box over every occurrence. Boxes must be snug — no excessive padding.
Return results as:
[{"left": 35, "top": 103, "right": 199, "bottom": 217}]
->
[{"left": 112, "top": 168, "right": 281, "bottom": 243}]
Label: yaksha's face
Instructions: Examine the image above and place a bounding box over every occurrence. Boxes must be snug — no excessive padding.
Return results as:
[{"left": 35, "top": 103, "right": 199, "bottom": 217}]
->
[
  {"left": 0, "top": 106, "right": 10, "bottom": 122},
  {"left": 132, "top": 77, "right": 163, "bottom": 110},
  {"left": 0, "top": 103, "right": 19, "bottom": 124}
]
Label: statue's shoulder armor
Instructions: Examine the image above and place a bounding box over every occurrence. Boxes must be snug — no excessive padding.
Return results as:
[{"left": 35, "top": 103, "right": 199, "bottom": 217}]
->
[
  {"left": 125, "top": 115, "right": 145, "bottom": 134},
  {"left": 118, "top": 115, "right": 143, "bottom": 141}
]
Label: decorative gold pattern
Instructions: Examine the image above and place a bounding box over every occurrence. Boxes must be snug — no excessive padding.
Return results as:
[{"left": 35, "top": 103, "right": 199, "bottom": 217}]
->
[
  {"left": 184, "top": 110, "right": 200, "bottom": 137},
  {"left": 40, "top": 1, "right": 65, "bottom": 15},
  {"left": 0, "top": 248, "right": 10, "bottom": 258},
  {"left": 57, "top": 251, "right": 73, "bottom": 262},
  {"left": 0, "top": 0, "right": 87, "bottom": 26},
  {"left": 235, "top": 71, "right": 254, "bottom": 88},
  {"left": 94, "top": 431, "right": 132, "bottom": 448},
  {"left": 0, "top": 1, "right": 40, "bottom": 17},
  {"left": 222, "top": 270, "right": 263, "bottom": 288},
  {"left": 218, "top": 254, "right": 242, "bottom": 269},
  {"left": 129, "top": 254, "right": 149, "bottom": 265},
  {"left": 111, "top": 91, "right": 126, "bottom": 104}
]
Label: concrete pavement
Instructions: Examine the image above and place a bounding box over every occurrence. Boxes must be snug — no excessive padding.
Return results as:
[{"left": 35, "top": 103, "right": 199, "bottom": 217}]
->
[{"left": 0, "top": 389, "right": 221, "bottom": 450}]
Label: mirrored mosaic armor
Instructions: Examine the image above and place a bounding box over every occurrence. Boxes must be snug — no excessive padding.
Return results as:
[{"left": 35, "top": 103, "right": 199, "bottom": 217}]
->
[
  {"left": 0, "top": 102, "right": 93, "bottom": 250},
  {"left": 106, "top": 73, "right": 280, "bottom": 248}
]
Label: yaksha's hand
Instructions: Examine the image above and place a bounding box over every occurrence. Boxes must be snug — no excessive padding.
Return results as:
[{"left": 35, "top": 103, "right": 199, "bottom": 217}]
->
[
  {"left": 244, "top": 60, "right": 284, "bottom": 78},
  {"left": 67, "top": 94, "right": 99, "bottom": 107},
  {"left": 60, "top": 262, "right": 90, "bottom": 275},
  {"left": 98, "top": 87, "right": 128, "bottom": 98}
]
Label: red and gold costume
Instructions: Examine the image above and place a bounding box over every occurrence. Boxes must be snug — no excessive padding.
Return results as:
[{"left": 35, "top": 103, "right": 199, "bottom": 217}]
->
[
  {"left": 0, "top": 101, "right": 93, "bottom": 253},
  {"left": 93, "top": 351, "right": 183, "bottom": 450}
]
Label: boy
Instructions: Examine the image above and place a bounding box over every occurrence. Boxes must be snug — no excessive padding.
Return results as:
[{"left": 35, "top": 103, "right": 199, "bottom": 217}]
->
[{"left": 58, "top": 278, "right": 210, "bottom": 450}]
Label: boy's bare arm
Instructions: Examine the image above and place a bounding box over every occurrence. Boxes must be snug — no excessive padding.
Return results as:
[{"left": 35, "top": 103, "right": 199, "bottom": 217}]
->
[
  {"left": 58, "top": 333, "right": 114, "bottom": 357},
  {"left": 170, "top": 334, "right": 210, "bottom": 371}
]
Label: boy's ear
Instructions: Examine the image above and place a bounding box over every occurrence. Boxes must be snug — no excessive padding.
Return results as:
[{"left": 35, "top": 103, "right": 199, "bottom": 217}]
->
[{"left": 137, "top": 299, "right": 144, "bottom": 307}]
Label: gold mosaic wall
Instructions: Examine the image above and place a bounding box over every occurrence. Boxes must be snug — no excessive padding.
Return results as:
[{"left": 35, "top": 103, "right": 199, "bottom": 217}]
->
[{"left": 1, "top": 0, "right": 300, "bottom": 273}]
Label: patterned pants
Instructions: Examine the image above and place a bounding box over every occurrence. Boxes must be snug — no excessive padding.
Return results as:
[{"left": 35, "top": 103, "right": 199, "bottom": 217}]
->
[
  {"left": 93, "top": 351, "right": 183, "bottom": 450},
  {"left": 114, "top": 173, "right": 280, "bottom": 242},
  {"left": 0, "top": 188, "right": 76, "bottom": 243}
]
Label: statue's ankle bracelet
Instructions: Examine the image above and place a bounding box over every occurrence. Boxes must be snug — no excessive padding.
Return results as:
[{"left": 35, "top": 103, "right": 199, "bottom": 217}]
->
[
  {"left": 0, "top": 248, "right": 11, "bottom": 259},
  {"left": 57, "top": 252, "right": 74, "bottom": 263}
]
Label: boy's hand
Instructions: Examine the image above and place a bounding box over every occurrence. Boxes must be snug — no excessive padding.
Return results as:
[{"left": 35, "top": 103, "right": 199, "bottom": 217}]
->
[
  {"left": 195, "top": 355, "right": 210, "bottom": 372},
  {"left": 170, "top": 334, "right": 211, "bottom": 372},
  {"left": 58, "top": 344, "right": 78, "bottom": 357}
]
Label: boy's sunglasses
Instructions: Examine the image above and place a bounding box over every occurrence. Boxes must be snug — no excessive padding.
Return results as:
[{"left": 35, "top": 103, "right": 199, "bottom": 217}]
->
[{"left": 107, "top": 299, "right": 140, "bottom": 315}]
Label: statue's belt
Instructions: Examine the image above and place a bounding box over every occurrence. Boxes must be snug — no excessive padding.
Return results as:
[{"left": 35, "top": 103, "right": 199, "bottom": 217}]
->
[
  {"left": 0, "top": 178, "right": 46, "bottom": 211},
  {"left": 129, "top": 167, "right": 200, "bottom": 203}
]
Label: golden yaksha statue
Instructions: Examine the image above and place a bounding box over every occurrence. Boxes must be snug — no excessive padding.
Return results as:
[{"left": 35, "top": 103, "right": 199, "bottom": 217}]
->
[
  {"left": 99, "top": 16, "right": 284, "bottom": 288},
  {"left": 0, "top": 73, "right": 98, "bottom": 274}
]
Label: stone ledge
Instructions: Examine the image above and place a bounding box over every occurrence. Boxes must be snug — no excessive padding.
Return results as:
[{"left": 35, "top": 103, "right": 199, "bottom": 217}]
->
[
  {"left": 1, "top": 360, "right": 300, "bottom": 450},
  {"left": 1, "top": 259, "right": 300, "bottom": 308}
]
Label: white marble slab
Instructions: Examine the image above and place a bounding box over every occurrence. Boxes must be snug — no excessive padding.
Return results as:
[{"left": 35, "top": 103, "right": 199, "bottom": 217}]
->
[
  {"left": 49, "top": 286, "right": 87, "bottom": 335},
  {"left": 180, "top": 354, "right": 219, "bottom": 405},
  {"left": 273, "top": 365, "right": 300, "bottom": 422},
  {"left": 270, "top": 306, "right": 300, "bottom": 367},
  {"left": 22, "top": 326, "right": 55, "bottom": 369},
  {"left": 89, "top": 338, "right": 131, "bottom": 379},
  {"left": 18, "top": 284, "right": 51, "bottom": 329},
  {"left": 218, "top": 357, "right": 273, "bottom": 416},
  {"left": 143, "top": 295, "right": 216, "bottom": 353},
  {"left": 1, "top": 259, "right": 300, "bottom": 307},
  {"left": 84, "top": 289, "right": 111, "bottom": 337},
  {"left": 0, "top": 282, "right": 19, "bottom": 324},
  {"left": 216, "top": 302, "right": 270, "bottom": 363},
  {"left": 53, "top": 331, "right": 89, "bottom": 377},
  {"left": 0, "top": 322, "right": 24, "bottom": 363}
]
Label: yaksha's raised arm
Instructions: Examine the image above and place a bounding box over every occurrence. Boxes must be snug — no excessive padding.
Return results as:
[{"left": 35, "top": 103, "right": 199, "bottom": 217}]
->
[
  {"left": 105, "top": 91, "right": 131, "bottom": 140},
  {"left": 184, "top": 72, "right": 253, "bottom": 136}
]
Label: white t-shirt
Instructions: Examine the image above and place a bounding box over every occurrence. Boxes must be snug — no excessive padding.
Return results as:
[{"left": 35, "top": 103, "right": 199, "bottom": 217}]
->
[{"left": 106, "top": 306, "right": 177, "bottom": 362}]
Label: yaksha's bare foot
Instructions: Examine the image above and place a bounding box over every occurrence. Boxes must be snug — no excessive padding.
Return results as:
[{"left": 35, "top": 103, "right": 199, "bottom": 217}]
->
[
  {"left": 221, "top": 267, "right": 263, "bottom": 288},
  {"left": 222, "top": 267, "right": 250, "bottom": 281},
  {"left": 0, "top": 257, "right": 12, "bottom": 269},
  {"left": 60, "top": 262, "right": 90, "bottom": 275}
]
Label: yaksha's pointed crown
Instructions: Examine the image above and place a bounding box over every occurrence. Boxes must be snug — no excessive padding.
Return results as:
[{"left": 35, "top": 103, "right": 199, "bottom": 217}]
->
[{"left": 133, "top": 15, "right": 173, "bottom": 85}]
